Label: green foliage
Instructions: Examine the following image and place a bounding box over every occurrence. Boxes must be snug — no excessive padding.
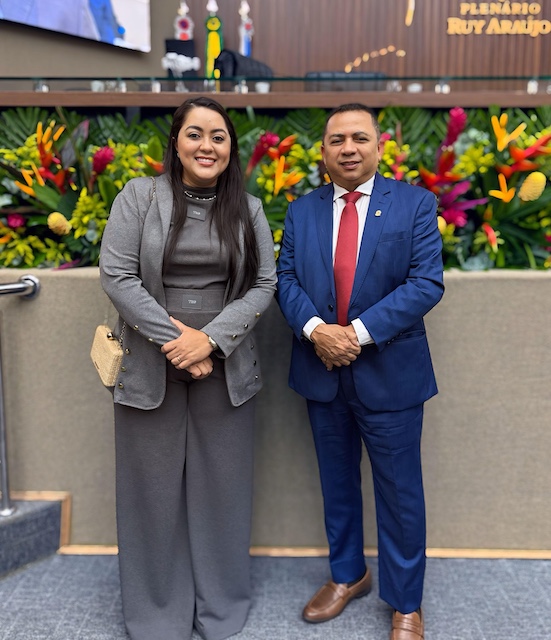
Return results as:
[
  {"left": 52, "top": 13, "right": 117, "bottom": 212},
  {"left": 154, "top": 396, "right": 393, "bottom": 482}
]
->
[
  {"left": 0, "top": 107, "right": 50, "bottom": 148},
  {"left": 276, "top": 108, "right": 327, "bottom": 142},
  {"left": 0, "top": 105, "right": 548, "bottom": 270},
  {"left": 0, "top": 109, "right": 163, "bottom": 267}
]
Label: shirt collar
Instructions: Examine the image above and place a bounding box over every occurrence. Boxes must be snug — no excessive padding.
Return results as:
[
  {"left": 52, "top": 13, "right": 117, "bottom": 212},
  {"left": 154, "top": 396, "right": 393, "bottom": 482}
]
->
[{"left": 332, "top": 175, "right": 375, "bottom": 202}]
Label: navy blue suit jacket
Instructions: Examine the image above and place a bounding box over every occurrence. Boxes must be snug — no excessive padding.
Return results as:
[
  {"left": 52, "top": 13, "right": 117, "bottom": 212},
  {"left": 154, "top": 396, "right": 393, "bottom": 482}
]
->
[{"left": 276, "top": 173, "right": 444, "bottom": 412}]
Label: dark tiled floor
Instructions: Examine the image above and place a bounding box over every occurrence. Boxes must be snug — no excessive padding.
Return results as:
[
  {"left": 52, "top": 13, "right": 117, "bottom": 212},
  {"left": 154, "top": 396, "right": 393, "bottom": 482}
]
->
[{"left": 0, "top": 554, "right": 550, "bottom": 639}]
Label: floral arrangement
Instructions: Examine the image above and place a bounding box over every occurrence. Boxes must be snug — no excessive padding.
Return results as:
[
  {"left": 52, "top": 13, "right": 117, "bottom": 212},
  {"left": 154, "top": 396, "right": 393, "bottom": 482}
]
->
[
  {"left": 244, "top": 106, "right": 550, "bottom": 269},
  {"left": 236, "top": 109, "right": 327, "bottom": 259},
  {"left": 379, "top": 106, "right": 551, "bottom": 269},
  {"left": 0, "top": 114, "right": 162, "bottom": 268},
  {"left": 0, "top": 106, "right": 549, "bottom": 270}
]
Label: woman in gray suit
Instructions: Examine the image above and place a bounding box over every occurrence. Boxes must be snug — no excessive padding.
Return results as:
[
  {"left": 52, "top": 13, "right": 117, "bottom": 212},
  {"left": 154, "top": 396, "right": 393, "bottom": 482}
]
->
[{"left": 99, "top": 97, "right": 277, "bottom": 640}]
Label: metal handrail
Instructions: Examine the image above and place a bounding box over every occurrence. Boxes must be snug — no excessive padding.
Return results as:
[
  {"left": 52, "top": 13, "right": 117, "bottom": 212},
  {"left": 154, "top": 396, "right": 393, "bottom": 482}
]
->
[
  {"left": 0, "top": 276, "right": 41, "bottom": 516},
  {"left": 0, "top": 275, "right": 40, "bottom": 299}
]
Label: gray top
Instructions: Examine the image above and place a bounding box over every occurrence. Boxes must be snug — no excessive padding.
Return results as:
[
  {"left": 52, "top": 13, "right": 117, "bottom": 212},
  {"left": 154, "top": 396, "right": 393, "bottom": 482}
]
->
[{"left": 163, "top": 187, "right": 229, "bottom": 290}]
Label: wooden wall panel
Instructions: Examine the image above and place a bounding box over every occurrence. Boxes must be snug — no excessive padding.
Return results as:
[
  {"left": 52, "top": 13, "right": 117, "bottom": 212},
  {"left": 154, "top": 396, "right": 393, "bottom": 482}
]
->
[
  {"left": 186, "top": 0, "right": 551, "bottom": 79},
  {"left": 0, "top": 0, "right": 549, "bottom": 82}
]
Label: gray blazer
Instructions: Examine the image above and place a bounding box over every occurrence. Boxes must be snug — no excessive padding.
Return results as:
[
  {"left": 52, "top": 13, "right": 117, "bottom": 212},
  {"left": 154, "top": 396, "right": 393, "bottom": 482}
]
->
[{"left": 99, "top": 173, "right": 277, "bottom": 409}]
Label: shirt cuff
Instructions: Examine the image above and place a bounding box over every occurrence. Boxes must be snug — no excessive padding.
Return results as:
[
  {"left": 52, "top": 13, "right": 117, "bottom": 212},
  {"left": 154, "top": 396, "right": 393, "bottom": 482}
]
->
[
  {"left": 303, "top": 317, "right": 325, "bottom": 341},
  {"left": 351, "top": 318, "right": 374, "bottom": 346}
]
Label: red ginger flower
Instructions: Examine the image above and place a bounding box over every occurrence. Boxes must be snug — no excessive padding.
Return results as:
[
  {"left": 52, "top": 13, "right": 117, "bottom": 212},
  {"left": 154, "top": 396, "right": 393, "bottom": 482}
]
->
[
  {"left": 246, "top": 132, "right": 280, "bottom": 176},
  {"left": 443, "top": 107, "right": 467, "bottom": 147},
  {"left": 92, "top": 146, "right": 115, "bottom": 175}
]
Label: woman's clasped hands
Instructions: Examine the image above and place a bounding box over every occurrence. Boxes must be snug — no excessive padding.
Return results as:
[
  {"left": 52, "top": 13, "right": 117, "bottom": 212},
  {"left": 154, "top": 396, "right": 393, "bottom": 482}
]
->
[{"left": 161, "top": 316, "right": 215, "bottom": 379}]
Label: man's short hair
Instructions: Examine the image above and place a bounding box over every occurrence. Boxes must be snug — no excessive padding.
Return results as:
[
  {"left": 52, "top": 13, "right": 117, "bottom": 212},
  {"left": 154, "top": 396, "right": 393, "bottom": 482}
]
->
[{"left": 323, "top": 103, "right": 380, "bottom": 141}]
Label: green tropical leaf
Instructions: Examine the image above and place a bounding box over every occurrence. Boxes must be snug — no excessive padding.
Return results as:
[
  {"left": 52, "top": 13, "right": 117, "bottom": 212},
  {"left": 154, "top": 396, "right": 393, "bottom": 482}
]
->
[
  {"left": 56, "top": 190, "right": 79, "bottom": 219},
  {"left": 143, "top": 135, "right": 164, "bottom": 162},
  {"left": 0, "top": 107, "right": 51, "bottom": 148},
  {"left": 32, "top": 183, "right": 62, "bottom": 211},
  {"left": 97, "top": 175, "right": 119, "bottom": 210}
]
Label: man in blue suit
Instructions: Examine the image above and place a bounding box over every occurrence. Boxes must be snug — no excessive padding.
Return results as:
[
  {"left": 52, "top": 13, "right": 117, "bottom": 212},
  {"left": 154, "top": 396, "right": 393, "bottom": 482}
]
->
[{"left": 277, "top": 103, "right": 444, "bottom": 640}]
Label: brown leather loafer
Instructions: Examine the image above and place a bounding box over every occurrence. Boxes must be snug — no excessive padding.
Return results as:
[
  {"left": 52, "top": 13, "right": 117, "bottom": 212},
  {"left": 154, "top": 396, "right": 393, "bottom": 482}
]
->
[
  {"left": 302, "top": 568, "right": 372, "bottom": 623},
  {"left": 390, "top": 608, "right": 424, "bottom": 639}
]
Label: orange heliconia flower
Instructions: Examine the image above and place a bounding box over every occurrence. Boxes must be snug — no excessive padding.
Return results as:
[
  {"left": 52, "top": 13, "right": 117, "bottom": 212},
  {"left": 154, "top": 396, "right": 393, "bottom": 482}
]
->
[
  {"left": 491, "top": 113, "right": 527, "bottom": 152},
  {"left": 273, "top": 155, "right": 305, "bottom": 196},
  {"left": 488, "top": 173, "right": 515, "bottom": 203}
]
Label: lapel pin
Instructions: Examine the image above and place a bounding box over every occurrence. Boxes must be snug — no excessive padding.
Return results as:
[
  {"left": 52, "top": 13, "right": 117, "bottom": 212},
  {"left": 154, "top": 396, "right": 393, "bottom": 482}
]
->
[{"left": 375, "top": 210, "right": 382, "bottom": 217}]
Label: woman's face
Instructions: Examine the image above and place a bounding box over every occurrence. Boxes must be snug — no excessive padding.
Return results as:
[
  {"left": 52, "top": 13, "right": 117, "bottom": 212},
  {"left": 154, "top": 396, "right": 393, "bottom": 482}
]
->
[{"left": 175, "top": 106, "right": 231, "bottom": 188}]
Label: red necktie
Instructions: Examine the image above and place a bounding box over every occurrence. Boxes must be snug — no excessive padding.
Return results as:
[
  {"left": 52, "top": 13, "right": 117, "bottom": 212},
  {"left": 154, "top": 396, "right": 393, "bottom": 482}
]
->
[{"left": 334, "top": 191, "right": 362, "bottom": 326}]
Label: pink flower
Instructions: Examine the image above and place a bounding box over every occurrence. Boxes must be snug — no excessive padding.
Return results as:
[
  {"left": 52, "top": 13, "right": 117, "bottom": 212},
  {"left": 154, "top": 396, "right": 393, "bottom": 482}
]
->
[
  {"left": 443, "top": 107, "right": 467, "bottom": 147},
  {"left": 438, "top": 181, "right": 488, "bottom": 228},
  {"left": 6, "top": 213, "right": 25, "bottom": 229},
  {"left": 441, "top": 208, "right": 468, "bottom": 228},
  {"left": 92, "top": 146, "right": 115, "bottom": 175},
  {"left": 435, "top": 107, "right": 468, "bottom": 166}
]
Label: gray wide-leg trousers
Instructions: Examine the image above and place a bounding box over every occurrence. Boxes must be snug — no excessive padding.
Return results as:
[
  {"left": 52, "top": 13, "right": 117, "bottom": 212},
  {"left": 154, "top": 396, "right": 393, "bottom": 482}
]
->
[{"left": 114, "top": 358, "right": 255, "bottom": 640}]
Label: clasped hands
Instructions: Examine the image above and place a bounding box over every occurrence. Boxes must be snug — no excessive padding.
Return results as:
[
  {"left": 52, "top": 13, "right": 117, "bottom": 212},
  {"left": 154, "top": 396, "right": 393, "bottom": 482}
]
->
[
  {"left": 161, "top": 316, "right": 214, "bottom": 379},
  {"left": 311, "top": 323, "right": 361, "bottom": 371}
]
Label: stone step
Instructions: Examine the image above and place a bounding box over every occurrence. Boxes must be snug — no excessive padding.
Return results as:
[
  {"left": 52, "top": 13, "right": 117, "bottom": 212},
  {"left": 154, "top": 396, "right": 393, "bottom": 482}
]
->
[{"left": 0, "top": 496, "right": 66, "bottom": 576}]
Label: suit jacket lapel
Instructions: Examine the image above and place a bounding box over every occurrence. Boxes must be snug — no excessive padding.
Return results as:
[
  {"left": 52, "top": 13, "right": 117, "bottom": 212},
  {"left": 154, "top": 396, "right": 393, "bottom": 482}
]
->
[
  {"left": 350, "top": 173, "right": 390, "bottom": 303},
  {"left": 315, "top": 184, "right": 337, "bottom": 299},
  {"left": 140, "top": 174, "right": 173, "bottom": 304}
]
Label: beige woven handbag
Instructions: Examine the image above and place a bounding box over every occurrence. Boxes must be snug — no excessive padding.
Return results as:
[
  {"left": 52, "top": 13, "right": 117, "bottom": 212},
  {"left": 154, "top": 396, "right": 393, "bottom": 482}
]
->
[
  {"left": 90, "top": 323, "right": 125, "bottom": 387},
  {"left": 91, "top": 176, "right": 155, "bottom": 387}
]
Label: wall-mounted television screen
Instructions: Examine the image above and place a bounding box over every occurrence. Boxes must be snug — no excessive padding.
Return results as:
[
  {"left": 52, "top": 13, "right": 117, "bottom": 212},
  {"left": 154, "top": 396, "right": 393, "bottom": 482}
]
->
[{"left": 0, "top": 0, "right": 151, "bottom": 52}]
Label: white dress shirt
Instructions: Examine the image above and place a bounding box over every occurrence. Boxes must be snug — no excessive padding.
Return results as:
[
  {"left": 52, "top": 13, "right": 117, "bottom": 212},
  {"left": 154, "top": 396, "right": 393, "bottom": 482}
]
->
[{"left": 303, "top": 177, "right": 375, "bottom": 346}]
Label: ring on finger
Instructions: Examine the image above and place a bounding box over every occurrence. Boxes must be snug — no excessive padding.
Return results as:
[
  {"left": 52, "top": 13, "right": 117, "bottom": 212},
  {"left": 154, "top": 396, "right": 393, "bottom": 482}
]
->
[{"left": 176, "top": 355, "right": 181, "bottom": 363}]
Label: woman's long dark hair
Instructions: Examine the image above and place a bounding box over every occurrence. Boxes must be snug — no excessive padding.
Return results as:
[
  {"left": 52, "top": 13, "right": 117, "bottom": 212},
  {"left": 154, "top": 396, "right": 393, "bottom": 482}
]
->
[{"left": 164, "top": 96, "right": 259, "bottom": 297}]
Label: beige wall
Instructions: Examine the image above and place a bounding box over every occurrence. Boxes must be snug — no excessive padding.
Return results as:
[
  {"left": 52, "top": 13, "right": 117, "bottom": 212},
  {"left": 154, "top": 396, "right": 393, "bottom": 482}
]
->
[{"left": 0, "top": 268, "right": 550, "bottom": 551}]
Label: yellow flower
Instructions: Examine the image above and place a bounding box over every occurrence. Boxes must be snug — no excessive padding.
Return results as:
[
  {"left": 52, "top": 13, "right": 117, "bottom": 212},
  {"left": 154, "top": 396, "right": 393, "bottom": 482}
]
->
[
  {"left": 47, "top": 212, "right": 72, "bottom": 236},
  {"left": 491, "top": 113, "right": 527, "bottom": 152},
  {"left": 455, "top": 147, "right": 495, "bottom": 176},
  {"left": 518, "top": 171, "right": 547, "bottom": 202},
  {"left": 488, "top": 173, "right": 516, "bottom": 203}
]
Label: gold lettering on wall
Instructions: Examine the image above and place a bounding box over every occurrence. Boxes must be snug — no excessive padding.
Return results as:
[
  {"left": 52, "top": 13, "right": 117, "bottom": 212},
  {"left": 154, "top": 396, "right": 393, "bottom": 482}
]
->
[
  {"left": 459, "top": 2, "right": 542, "bottom": 15},
  {"left": 449, "top": 1, "right": 549, "bottom": 35}
]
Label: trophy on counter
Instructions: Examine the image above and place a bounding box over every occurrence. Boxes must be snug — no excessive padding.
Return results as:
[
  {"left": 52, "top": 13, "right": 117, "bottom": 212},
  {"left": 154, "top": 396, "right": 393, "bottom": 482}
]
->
[
  {"left": 205, "top": 0, "right": 223, "bottom": 89},
  {"left": 238, "top": 1, "right": 253, "bottom": 57},
  {"left": 174, "top": 1, "right": 194, "bottom": 41},
  {"left": 164, "top": 1, "right": 200, "bottom": 92}
]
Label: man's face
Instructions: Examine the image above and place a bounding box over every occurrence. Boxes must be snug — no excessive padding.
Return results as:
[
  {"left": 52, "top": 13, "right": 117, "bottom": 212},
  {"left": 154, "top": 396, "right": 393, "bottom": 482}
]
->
[{"left": 321, "top": 110, "right": 384, "bottom": 191}]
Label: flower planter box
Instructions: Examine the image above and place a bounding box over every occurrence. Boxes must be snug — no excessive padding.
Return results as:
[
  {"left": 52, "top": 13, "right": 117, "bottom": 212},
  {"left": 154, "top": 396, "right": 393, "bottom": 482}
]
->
[{"left": 0, "top": 268, "right": 549, "bottom": 551}]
